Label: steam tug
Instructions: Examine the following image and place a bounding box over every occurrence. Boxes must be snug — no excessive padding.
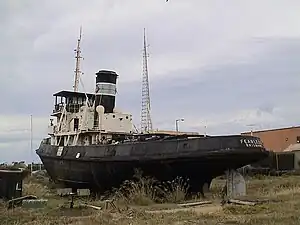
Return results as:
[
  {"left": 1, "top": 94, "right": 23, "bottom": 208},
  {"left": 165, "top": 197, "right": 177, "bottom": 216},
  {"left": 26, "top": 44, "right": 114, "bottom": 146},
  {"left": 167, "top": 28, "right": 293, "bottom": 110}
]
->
[{"left": 36, "top": 30, "right": 268, "bottom": 194}]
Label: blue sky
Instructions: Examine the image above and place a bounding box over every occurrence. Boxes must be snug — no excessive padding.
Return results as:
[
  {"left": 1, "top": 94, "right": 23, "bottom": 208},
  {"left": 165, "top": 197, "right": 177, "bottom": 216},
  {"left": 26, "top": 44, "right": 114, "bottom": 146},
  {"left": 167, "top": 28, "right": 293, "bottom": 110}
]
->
[{"left": 1, "top": 0, "right": 300, "bottom": 163}]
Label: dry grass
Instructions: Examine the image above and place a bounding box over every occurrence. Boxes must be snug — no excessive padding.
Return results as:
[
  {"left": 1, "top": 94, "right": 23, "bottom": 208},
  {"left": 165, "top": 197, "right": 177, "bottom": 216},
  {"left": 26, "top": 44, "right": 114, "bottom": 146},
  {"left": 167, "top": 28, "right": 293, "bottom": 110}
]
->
[
  {"left": 112, "top": 170, "right": 189, "bottom": 206},
  {"left": 1, "top": 172, "right": 300, "bottom": 225}
]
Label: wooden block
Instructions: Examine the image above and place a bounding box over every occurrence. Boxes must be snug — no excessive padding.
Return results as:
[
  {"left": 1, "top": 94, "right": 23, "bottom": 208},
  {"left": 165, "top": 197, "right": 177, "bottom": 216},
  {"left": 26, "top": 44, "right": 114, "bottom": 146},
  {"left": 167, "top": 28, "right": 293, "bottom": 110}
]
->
[
  {"left": 56, "top": 188, "right": 72, "bottom": 196},
  {"left": 77, "top": 189, "right": 90, "bottom": 196}
]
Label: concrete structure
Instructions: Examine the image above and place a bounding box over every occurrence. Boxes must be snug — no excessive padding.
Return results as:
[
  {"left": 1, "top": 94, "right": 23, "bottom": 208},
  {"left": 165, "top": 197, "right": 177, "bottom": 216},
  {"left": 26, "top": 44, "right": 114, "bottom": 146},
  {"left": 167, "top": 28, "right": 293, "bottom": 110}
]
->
[
  {"left": 294, "top": 151, "right": 300, "bottom": 170},
  {"left": 241, "top": 126, "right": 300, "bottom": 152}
]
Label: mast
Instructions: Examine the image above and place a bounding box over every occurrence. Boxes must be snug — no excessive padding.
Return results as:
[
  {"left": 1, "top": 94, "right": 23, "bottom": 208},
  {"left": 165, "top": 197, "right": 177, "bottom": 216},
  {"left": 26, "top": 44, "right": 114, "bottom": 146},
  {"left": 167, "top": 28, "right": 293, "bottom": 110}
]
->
[
  {"left": 140, "top": 28, "right": 153, "bottom": 133},
  {"left": 73, "top": 26, "right": 83, "bottom": 92},
  {"left": 30, "top": 115, "right": 33, "bottom": 175}
]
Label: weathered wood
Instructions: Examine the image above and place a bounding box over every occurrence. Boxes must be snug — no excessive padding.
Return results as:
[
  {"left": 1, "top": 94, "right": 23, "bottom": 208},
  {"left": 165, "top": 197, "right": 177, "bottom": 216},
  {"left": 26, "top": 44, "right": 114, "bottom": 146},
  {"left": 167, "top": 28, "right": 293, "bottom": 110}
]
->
[
  {"left": 178, "top": 200, "right": 212, "bottom": 207},
  {"left": 103, "top": 199, "right": 120, "bottom": 212},
  {"left": 7, "top": 195, "right": 38, "bottom": 209},
  {"left": 77, "top": 189, "right": 90, "bottom": 196},
  {"left": 22, "top": 199, "right": 48, "bottom": 208},
  {"left": 228, "top": 199, "right": 257, "bottom": 206},
  {"left": 56, "top": 188, "right": 72, "bottom": 196},
  {"left": 80, "top": 203, "right": 102, "bottom": 210}
]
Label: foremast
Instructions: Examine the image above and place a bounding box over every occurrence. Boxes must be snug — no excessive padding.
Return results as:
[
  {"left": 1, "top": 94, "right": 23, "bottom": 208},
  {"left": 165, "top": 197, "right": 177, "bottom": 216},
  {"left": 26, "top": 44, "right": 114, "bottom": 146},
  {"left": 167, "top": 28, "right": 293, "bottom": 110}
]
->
[{"left": 73, "top": 26, "right": 83, "bottom": 92}]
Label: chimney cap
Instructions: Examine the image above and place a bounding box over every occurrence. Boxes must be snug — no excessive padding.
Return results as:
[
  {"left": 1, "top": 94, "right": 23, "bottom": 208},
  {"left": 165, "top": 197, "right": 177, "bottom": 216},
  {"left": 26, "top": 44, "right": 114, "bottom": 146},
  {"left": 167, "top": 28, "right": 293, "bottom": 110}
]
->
[{"left": 96, "top": 70, "right": 118, "bottom": 76}]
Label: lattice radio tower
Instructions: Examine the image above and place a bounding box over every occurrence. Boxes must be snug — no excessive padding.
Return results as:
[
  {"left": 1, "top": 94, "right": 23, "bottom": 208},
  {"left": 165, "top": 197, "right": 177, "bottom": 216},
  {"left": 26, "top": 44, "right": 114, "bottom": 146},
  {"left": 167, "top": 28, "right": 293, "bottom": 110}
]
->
[
  {"left": 140, "top": 28, "right": 153, "bottom": 133},
  {"left": 73, "top": 26, "right": 83, "bottom": 92}
]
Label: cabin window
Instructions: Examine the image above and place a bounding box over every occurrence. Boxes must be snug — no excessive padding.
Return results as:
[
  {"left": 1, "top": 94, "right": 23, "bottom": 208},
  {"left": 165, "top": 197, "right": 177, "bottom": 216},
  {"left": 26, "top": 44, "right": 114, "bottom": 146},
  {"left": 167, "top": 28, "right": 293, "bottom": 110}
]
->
[
  {"left": 74, "top": 118, "right": 79, "bottom": 131},
  {"left": 126, "top": 116, "right": 129, "bottom": 119},
  {"left": 113, "top": 115, "right": 116, "bottom": 118},
  {"left": 119, "top": 118, "right": 123, "bottom": 121}
]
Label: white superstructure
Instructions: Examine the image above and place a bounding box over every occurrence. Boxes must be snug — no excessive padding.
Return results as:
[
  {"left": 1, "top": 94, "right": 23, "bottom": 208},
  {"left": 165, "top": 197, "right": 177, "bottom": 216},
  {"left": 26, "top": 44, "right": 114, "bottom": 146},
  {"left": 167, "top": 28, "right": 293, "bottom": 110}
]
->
[{"left": 47, "top": 90, "right": 135, "bottom": 147}]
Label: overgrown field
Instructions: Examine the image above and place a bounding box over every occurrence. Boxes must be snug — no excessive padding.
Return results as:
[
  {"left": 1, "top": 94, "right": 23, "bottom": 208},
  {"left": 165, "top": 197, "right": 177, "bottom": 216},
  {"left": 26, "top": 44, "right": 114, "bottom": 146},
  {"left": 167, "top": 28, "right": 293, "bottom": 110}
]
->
[{"left": 1, "top": 172, "right": 300, "bottom": 225}]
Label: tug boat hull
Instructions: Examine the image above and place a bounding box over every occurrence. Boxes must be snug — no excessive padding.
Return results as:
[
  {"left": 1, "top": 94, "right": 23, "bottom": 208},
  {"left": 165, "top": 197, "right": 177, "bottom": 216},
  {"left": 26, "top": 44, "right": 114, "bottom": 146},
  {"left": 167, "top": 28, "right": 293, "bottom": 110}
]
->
[{"left": 36, "top": 135, "right": 268, "bottom": 193}]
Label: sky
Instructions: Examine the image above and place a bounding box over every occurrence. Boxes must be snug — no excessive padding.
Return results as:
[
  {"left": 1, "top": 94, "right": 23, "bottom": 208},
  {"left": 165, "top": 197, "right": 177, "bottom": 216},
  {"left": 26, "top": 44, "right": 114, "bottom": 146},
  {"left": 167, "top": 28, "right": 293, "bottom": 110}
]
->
[{"left": 1, "top": 0, "right": 300, "bottom": 163}]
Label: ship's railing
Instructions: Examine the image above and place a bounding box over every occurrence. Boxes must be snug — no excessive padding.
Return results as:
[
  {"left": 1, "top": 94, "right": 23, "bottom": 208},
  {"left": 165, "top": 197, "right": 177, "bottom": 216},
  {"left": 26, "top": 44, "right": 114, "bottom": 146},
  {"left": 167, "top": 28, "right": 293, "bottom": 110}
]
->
[
  {"left": 53, "top": 103, "right": 64, "bottom": 113},
  {"left": 53, "top": 103, "right": 84, "bottom": 114},
  {"left": 41, "top": 137, "right": 51, "bottom": 145},
  {"left": 66, "top": 103, "right": 82, "bottom": 113},
  {"left": 48, "top": 125, "right": 58, "bottom": 134}
]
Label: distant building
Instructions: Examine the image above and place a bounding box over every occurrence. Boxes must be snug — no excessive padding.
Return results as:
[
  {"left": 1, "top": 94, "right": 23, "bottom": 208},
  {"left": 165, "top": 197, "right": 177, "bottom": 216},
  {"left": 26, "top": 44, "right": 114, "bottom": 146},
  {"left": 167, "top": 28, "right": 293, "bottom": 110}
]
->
[{"left": 241, "top": 126, "right": 300, "bottom": 152}]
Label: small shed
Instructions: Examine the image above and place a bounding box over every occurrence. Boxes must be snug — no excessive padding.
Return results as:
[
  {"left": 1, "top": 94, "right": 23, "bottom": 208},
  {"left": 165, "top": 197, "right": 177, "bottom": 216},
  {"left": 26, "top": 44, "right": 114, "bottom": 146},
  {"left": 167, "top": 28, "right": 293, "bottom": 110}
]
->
[
  {"left": 283, "top": 144, "right": 300, "bottom": 170},
  {"left": 0, "top": 169, "right": 26, "bottom": 200}
]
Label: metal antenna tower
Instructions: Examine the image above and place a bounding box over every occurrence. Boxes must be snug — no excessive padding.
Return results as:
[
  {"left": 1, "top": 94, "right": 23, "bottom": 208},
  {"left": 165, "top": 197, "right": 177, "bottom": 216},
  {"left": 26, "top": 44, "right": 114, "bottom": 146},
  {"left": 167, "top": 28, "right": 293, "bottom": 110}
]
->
[
  {"left": 140, "top": 28, "right": 153, "bottom": 133},
  {"left": 73, "top": 26, "right": 83, "bottom": 92}
]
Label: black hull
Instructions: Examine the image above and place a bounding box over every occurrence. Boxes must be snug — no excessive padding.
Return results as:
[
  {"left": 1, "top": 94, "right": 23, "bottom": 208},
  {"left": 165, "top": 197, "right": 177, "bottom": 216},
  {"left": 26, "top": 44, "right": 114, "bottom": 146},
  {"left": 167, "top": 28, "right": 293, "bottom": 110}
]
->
[{"left": 36, "top": 135, "right": 268, "bottom": 193}]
